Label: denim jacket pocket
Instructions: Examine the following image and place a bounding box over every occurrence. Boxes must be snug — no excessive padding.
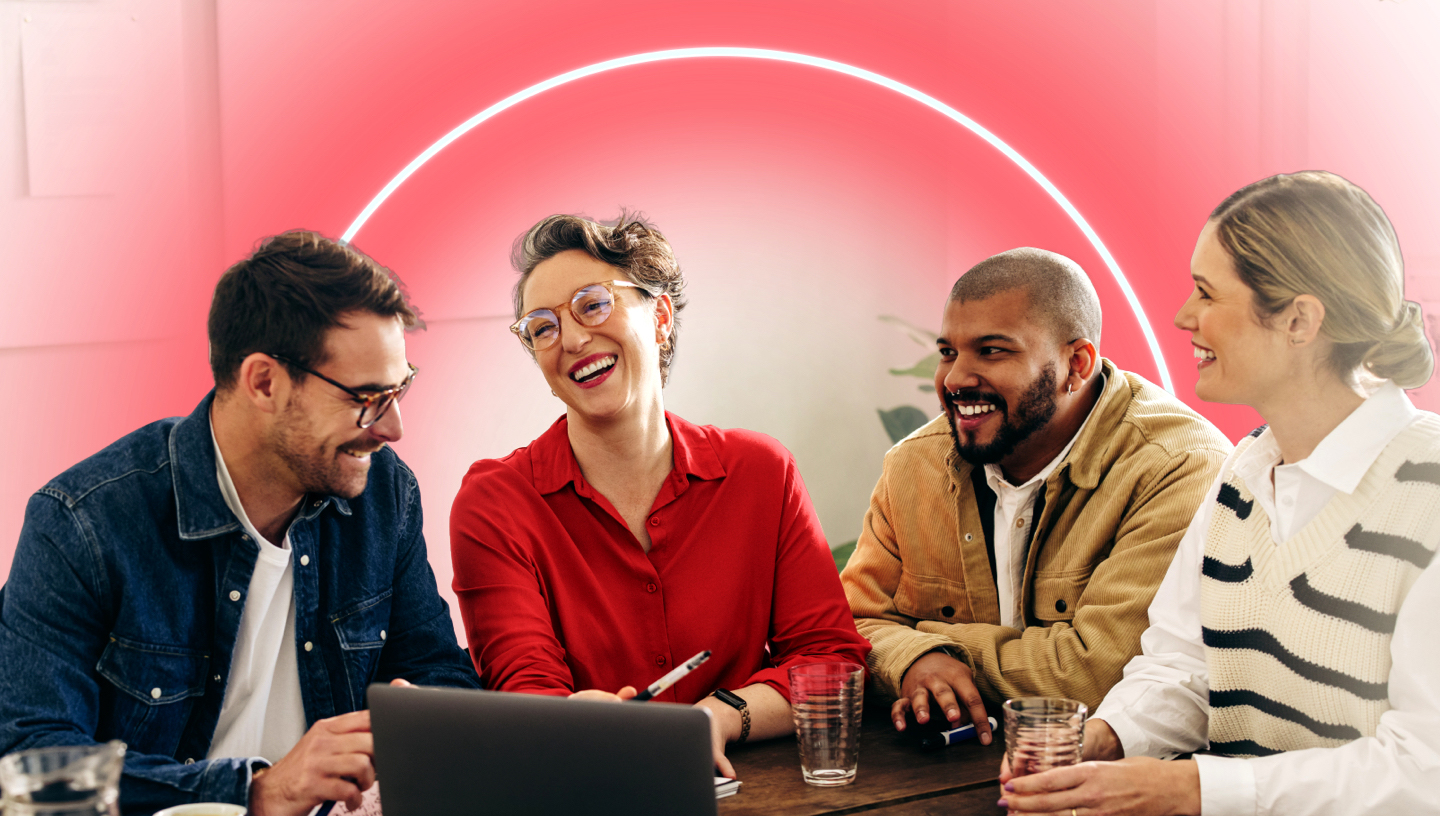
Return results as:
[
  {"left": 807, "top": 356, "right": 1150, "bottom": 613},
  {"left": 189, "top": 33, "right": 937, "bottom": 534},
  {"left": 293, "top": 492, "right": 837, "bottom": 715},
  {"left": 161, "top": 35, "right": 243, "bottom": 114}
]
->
[
  {"left": 331, "top": 591, "right": 392, "bottom": 709},
  {"left": 95, "top": 636, "right": 209, "bottom": 757}
]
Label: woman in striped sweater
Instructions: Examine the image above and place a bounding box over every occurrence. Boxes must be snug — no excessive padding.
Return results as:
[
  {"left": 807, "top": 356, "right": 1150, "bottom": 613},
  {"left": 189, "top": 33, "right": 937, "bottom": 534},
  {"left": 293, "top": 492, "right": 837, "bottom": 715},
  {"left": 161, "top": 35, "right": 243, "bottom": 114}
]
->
[{"left": 1000, "top": 171, "right": 1439, "bottom": 816}]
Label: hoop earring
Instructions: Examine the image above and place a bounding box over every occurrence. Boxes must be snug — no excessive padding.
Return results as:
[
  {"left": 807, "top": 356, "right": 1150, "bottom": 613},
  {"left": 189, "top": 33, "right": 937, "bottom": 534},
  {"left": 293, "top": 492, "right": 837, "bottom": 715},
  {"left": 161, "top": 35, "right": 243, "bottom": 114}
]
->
[{"left": 1066, "top": 383, "right": 1073, "bottom": 396}]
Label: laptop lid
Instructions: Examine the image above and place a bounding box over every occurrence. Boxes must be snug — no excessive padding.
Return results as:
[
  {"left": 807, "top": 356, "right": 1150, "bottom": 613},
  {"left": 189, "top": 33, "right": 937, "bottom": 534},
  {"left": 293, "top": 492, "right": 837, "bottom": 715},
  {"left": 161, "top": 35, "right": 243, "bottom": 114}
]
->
[{"left": 368, "top": 684, "right": 719, "bottom": 816}]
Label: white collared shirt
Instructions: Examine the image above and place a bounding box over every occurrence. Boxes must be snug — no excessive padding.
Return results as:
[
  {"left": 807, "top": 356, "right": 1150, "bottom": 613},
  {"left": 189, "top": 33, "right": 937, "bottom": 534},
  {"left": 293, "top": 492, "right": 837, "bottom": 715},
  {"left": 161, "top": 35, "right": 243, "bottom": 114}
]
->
[
  {"left": 1092, "top": 381, "right": 1440, "bottom": 816},
  {"left": 983, "top": 374, "right": 1103, "bottom": 629},
  {"left": 206, "top": 428, "right": 308, "bottom": 763}
]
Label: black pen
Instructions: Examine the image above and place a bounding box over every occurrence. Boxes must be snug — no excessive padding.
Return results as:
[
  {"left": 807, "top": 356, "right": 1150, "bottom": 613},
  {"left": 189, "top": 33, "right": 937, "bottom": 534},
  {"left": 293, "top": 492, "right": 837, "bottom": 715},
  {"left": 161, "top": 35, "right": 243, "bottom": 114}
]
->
[{"left": 630, "top": 650, "right": 711, "bottom": 701}]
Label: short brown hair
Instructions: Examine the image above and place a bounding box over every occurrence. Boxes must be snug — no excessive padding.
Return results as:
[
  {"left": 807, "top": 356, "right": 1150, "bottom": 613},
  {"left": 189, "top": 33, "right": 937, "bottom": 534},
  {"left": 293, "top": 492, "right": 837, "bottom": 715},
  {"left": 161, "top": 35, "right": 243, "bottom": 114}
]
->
[
  {"left": 511, "top": 213, "right": 688, "bottom": 384},
  {"left": 1211, "top": 171, "right": 1432, "bottom": 388},
  {"left": 208, "top": 230, "right": 422, "bottom": 390}
]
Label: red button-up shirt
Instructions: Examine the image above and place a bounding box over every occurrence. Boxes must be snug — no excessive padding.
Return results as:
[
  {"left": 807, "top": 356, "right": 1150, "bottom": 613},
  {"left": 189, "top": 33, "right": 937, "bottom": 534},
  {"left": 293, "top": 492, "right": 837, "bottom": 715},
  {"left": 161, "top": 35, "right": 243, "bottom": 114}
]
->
[{"left": 450, "top": 412, "right": 869, "bottom": 703}]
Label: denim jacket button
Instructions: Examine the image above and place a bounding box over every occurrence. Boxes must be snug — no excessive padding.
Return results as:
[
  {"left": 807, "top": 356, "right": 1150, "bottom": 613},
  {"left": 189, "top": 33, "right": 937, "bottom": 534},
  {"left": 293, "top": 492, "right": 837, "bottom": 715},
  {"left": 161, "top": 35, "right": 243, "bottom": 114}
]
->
[
  {"left": 380, "top": 630, "right": 387, "bottom": 641},
  {"left": 300, "top": 555, "right": 310, "bottom": 566},
  {"left": 229, "top": 590, "right": 241, "bottom": 602},
  {"left": 184, "top": 758, "right": 195, "bottom": 765},
  {"left": 304, "top": 641, "right": 313, "bottom": 652},
  {"left": 150, "top": 687, "right": 162, "bottom": 699},
  {"left": 240, "top": 534, "right": 249, "bottom": 543}
]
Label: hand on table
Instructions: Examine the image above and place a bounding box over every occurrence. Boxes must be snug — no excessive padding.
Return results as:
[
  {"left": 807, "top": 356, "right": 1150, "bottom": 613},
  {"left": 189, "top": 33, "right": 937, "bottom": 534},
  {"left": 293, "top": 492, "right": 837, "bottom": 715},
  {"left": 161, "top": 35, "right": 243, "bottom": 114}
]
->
[
  {"left": 891, "top": 651, "right": 992, "bottom": 745},
  {"left": 568, "top": 686, "right": 638, "bottom": 702},
  {"left": 998, "top": 756, "right": 1200, "bottom": 816},
  {"left": 248, "top": 710, "right": 376, "bottom": 816}
]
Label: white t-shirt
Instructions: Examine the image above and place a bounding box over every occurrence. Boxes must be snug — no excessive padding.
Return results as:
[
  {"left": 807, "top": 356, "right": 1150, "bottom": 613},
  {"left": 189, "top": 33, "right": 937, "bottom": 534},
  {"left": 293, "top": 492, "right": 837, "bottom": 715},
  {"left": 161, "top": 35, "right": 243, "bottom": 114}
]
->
[{"left": 206, "top": 430, "right": 308, "bottom": 763}]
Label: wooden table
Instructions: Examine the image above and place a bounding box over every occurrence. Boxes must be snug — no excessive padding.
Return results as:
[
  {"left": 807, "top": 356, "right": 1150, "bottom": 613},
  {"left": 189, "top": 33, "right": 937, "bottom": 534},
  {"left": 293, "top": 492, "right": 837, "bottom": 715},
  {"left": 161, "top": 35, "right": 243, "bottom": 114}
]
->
[{"left": 719, "top": 704, "right": 1005, "bottom": 815}]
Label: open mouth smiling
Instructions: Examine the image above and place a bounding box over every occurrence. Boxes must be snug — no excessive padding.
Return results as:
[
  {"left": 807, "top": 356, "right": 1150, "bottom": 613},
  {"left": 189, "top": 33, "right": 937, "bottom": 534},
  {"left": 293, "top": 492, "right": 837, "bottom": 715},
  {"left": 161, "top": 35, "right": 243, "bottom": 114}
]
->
[{"left": 569, "top": 354, "right": 616, "bottom": 383}]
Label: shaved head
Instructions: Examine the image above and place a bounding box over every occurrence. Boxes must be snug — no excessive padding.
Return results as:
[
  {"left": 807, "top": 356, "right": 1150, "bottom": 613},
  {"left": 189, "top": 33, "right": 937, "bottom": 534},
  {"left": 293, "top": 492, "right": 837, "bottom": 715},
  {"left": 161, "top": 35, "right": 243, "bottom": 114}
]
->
[{"left": 949, "top": 248, "right": 1102, "bottom": 347}]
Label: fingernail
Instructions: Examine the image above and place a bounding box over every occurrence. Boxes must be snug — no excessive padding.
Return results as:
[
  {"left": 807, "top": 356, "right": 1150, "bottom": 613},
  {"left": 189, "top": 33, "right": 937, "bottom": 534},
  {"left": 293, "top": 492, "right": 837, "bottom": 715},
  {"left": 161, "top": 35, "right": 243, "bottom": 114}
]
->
[
  {"left": 981, "top": 733, "right": 991, "bottom": 745},
  {"left": 1004, "top": 782, "right": 1014, "bottom": 792},
  {"left": 997, "top": 798, "right": 1008, "bottom": 808}
]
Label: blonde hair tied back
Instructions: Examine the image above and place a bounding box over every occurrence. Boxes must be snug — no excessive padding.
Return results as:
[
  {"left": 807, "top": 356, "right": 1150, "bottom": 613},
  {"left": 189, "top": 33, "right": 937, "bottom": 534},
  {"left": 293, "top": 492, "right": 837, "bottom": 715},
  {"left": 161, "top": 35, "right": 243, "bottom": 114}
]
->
[
  {"left": 1362, "top": 299, "right": 1432, "bottom": 388},
  {"left": 1210, "top": 171, "right": 1434, "bottom": 390}
]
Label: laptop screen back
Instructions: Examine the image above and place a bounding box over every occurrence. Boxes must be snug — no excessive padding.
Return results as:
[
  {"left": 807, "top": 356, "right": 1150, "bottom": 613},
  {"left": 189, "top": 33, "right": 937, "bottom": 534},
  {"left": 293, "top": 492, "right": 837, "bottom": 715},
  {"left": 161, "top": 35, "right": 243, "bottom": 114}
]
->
[{"left": 368, "top": 684, "right": 719, "bottom": 816}]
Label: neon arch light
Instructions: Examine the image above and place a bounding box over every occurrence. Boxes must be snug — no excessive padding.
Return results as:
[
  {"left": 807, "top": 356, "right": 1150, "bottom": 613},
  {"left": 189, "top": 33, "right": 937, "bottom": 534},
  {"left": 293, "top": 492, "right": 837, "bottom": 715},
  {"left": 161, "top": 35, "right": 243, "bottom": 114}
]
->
[{"left": 343, "top": 47, "right": 1173, "bottom": 392}]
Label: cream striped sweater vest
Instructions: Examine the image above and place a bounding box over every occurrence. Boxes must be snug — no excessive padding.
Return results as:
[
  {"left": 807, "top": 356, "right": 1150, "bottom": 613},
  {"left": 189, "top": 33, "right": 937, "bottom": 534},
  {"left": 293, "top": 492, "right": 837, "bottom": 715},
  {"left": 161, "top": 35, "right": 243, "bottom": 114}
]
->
[{"left": 1200, "top": 415, "right": 1440, "bottom": 758}]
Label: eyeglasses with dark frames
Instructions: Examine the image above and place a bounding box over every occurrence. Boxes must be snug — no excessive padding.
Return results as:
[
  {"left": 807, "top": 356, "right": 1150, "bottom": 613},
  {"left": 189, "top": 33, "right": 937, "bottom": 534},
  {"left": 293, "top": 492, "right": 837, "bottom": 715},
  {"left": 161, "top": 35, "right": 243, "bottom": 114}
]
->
[
  {"left": 267, "top": 354, "right": 418, "bottom": 429},
  {"left": 509, "top": 279, "right": 653, "bottom": 352}
]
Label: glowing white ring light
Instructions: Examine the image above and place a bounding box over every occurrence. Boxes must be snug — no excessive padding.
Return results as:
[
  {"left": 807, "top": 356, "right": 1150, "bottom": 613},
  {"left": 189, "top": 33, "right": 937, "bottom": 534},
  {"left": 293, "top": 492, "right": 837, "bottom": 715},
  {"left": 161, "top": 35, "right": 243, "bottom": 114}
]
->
[{"left": 343, "top": 47, "right": 1173, "bottom": 392}]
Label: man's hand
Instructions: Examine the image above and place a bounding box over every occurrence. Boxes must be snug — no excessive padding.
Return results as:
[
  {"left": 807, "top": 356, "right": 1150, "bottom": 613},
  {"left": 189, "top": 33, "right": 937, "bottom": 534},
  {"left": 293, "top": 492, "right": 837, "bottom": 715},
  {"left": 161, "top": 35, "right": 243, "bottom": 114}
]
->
[
  {"left": 248, "top": 710, "right": 376, "bottom": 816},
  {"left": 891, "top": 650, "right": 992, "bottom": 745}
]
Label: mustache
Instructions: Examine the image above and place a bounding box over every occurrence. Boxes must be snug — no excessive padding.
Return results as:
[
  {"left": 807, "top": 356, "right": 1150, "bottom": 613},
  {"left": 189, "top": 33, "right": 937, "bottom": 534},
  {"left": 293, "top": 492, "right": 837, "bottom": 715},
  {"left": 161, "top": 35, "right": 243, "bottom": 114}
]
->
[
  {"left": 944, "top": 389, "right": 1006, "bottom": 411},
  {"left": 340, "top": 441, "right": 388, "bottom": 456}
]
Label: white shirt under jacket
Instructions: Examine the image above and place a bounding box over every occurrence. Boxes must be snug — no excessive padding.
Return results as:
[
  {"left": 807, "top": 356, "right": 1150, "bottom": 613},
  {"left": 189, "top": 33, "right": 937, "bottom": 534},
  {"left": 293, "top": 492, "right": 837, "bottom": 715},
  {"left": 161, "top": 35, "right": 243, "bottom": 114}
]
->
[
  {"left": 983, "top": 374, "right": 1104, "bottom": 629},
  {"left": 1091, "top": 381, "right": 1440, "bottom": 816},
  {"left": 205, "top": 429, "right": 308, "bottom": 763}
]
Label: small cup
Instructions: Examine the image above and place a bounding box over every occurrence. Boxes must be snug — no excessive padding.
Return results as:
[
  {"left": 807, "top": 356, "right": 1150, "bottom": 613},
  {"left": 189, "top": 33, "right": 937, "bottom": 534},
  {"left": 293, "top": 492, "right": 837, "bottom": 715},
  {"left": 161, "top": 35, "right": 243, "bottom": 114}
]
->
[
  {"left": 1003, "top": 697, "right": 1087, "bottom": 777},
  {"left": 788, "top": 662, "right": 865, "bottom": 787},
  {"left": 152, "top": 804, "right": 247, "bottom": 816}
]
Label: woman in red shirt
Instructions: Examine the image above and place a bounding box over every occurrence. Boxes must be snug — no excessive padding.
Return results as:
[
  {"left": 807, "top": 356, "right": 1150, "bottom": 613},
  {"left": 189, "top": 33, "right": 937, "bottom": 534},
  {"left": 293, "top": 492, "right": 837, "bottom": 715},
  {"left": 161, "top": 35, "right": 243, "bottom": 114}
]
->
[{"left": 449, "top": 213, "right": 870, "bottom": 776}]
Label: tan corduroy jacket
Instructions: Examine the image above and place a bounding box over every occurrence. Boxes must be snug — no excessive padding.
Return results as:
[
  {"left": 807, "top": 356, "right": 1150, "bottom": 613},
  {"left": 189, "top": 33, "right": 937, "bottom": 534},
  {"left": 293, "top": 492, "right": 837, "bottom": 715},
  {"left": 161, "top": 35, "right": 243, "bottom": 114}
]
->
[{"left": 841, "top": 360, "right": 1231, "bottom": 709}]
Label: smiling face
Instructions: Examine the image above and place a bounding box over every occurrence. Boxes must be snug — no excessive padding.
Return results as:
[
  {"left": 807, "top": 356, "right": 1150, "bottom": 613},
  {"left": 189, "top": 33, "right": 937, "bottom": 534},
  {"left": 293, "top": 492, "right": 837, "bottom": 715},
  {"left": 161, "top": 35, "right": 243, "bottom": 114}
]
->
[
  {"left": 519, "top": 249, "right": 670, "bottom": 425},
  {"left": 268, "top": 310, "right": 410, "bottom": 499},
  {"left": 934, "top": 287, "right": 1066, "bottom": 468},
  {"left": 1174, "top": 221, "right": 1290, "bottom": 406}
]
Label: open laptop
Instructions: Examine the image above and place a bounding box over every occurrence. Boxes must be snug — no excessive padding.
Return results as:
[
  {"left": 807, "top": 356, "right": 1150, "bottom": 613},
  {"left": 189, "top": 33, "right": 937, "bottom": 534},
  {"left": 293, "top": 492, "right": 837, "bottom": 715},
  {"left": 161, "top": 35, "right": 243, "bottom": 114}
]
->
[{"left": 368, "top": 683, "right": 720, "bottom": 816}]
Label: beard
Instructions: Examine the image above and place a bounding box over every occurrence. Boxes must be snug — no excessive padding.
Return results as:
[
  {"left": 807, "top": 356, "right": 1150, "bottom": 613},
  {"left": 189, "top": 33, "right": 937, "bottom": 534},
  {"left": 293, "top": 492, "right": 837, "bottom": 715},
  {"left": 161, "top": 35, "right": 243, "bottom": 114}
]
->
[
  {"left": 944, "top": 363, "right": 1059, "bottom": 466},
  {"left": 270, "top": 398, "right": 380, "bottom": 500}
]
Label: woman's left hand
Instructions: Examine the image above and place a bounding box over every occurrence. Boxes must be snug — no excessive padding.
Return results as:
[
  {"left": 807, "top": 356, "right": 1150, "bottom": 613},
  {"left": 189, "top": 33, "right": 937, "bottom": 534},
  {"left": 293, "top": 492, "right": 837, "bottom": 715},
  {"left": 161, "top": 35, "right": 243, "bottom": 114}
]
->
[
  {"left": 693, "top": 698, "right": 740, "bottom": 778},
  {"left": 1000, "top": 757, "right": 1200, "bottom": 816}
]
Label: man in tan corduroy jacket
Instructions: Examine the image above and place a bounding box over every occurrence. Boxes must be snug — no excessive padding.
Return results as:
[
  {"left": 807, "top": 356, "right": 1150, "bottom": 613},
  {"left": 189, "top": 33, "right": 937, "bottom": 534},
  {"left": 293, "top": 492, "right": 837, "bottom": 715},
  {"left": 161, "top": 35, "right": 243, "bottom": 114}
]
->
[{"left": 841, "top": 248, "right": 1230, "bottom": 745}]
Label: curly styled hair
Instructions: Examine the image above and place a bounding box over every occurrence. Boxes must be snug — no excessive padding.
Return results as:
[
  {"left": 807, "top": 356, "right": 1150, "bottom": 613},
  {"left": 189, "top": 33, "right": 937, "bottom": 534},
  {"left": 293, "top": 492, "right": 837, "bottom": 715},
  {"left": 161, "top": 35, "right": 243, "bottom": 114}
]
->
[{"left": 511, "top": 212, "right": 688, "bottom": 385}]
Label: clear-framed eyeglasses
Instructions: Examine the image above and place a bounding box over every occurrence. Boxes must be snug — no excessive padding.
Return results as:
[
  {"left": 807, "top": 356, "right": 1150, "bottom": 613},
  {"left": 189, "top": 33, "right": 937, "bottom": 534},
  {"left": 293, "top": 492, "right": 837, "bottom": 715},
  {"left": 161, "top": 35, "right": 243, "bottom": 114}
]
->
[{"left": 509, "top": 279, "right": 652, "bottom": 351}]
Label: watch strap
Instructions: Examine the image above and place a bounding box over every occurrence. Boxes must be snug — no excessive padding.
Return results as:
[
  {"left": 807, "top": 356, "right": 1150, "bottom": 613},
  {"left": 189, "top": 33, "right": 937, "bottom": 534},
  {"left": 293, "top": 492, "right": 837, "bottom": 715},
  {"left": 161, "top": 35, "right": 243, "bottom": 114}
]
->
[{"left": 712, "top": 688, "right": 751, "bottom": 743}]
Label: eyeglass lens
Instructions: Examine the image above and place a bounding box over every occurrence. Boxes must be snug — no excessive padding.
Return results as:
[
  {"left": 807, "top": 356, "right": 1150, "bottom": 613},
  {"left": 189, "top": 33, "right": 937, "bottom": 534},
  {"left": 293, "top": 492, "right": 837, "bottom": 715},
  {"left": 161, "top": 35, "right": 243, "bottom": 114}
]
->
[
  {"left": 519, "top": 285, "right": 617, "bottom": 350},
  {"left": 356, "top": 372, "right": 414, "bottom": 429}
]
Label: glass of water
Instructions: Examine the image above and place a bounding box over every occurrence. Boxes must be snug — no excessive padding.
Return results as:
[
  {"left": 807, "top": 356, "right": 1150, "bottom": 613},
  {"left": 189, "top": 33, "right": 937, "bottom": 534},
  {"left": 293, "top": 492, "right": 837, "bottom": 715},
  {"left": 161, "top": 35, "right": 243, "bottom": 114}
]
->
[
  {"left": 1003, "top": 697, "right": 1086, "bottom": 778},
  {"left": 0, "top": 741, "right": 126, "bottom": 816},
  {"left": 788, "top": 662, "right": 864, "bottom": 787}
]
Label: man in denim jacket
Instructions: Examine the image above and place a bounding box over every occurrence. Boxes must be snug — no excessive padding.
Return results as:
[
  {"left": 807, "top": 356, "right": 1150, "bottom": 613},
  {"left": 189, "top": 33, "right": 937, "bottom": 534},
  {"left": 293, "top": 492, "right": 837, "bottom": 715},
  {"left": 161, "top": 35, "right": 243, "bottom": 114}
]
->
[{"left": 0, "top": 232, "right": 480, "bottom": 816}]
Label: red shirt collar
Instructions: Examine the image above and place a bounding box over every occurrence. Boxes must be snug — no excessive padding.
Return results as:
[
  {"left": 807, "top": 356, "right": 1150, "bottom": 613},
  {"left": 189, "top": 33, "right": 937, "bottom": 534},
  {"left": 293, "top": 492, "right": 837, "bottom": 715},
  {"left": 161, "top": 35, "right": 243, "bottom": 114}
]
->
[{"left": 529, "top": 411, "right": 726, "bottom": 496}]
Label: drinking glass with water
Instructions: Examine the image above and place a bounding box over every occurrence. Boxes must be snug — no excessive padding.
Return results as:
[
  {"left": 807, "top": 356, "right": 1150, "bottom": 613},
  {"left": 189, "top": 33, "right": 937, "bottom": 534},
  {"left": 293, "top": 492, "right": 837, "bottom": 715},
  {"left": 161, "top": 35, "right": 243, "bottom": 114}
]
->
[
  {"left": 1002, "top": 697, "right": 1086, "bottom": 777},
  {"left": 0, "top": 742, "right": 126, "bottom": 816},
  {"left": 788, "top": 662, "right": 865, "bottom": 787}
]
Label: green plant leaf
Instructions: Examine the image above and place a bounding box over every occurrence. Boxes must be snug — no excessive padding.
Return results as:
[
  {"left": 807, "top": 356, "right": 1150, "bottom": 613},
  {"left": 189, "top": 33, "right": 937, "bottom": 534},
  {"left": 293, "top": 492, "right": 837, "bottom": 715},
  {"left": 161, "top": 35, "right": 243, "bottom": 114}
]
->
[
  {"left": 878, "top": 315, "right": 939, "bottom": 347},
  {"left": 832, "top": 540, "right": 857, "bottom": 572},
  {"left": 889, "top": 351, "right": 941, "bottom": 380},
  {"left": 878, "top": 405, "right": 930, "bottom": 444}
]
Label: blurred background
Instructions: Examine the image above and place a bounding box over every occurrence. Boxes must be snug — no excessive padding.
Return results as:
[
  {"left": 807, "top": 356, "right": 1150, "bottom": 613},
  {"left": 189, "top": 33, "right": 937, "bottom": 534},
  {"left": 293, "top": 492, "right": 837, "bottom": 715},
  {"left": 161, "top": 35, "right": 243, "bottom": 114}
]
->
[{"left": 2, "top": 0, "right": 1437, "bottom": 639}]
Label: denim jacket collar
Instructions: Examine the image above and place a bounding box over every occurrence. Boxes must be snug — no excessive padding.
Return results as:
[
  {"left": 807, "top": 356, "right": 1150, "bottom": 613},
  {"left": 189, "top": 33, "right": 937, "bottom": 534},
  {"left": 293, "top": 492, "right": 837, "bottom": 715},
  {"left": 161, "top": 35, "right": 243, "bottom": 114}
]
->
[{"left": 169, "top": 392, "right": 350, "bottom": 541}]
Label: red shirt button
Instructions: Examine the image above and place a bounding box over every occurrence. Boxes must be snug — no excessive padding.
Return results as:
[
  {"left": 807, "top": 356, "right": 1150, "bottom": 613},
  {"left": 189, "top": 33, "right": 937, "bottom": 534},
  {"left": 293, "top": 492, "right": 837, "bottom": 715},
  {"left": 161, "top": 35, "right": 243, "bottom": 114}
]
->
[
  {"left": 649, "top": 517, "right": 660, "bottom": 527},
  {"left": 655, "top": 655, "right": 667, "bottom": 666},
  {"left": 646, "top": 582, "right": 658, "bottom": 593}
]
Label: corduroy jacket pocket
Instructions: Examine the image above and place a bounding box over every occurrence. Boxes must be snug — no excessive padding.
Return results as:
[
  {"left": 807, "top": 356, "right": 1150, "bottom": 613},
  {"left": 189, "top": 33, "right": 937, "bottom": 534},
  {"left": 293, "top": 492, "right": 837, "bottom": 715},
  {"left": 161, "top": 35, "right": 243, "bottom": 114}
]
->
[{"left": 1031, "top": 568, "right": 1091, "bottom": 624}]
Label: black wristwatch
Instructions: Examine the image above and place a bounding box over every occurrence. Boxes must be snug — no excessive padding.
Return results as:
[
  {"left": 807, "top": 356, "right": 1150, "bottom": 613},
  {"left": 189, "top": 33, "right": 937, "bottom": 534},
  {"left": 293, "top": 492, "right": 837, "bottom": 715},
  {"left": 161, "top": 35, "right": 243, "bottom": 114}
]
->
[{"left": 711, "top": 688, "right": 751, "bottom": 743}]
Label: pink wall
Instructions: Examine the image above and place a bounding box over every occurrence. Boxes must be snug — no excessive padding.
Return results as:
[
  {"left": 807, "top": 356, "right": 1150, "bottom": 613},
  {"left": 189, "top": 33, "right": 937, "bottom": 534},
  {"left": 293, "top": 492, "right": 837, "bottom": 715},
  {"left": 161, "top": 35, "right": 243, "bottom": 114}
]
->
[{"left": 3, "top": 2, "right": 1438, "bottom": 633}]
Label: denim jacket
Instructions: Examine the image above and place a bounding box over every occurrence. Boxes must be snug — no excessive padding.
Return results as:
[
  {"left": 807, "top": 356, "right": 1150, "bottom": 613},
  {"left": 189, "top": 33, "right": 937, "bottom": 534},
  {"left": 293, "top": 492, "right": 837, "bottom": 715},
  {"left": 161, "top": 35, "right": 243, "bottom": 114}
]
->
[{"left": 0, "top": 393, "right": 480, "bottom": 814}]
